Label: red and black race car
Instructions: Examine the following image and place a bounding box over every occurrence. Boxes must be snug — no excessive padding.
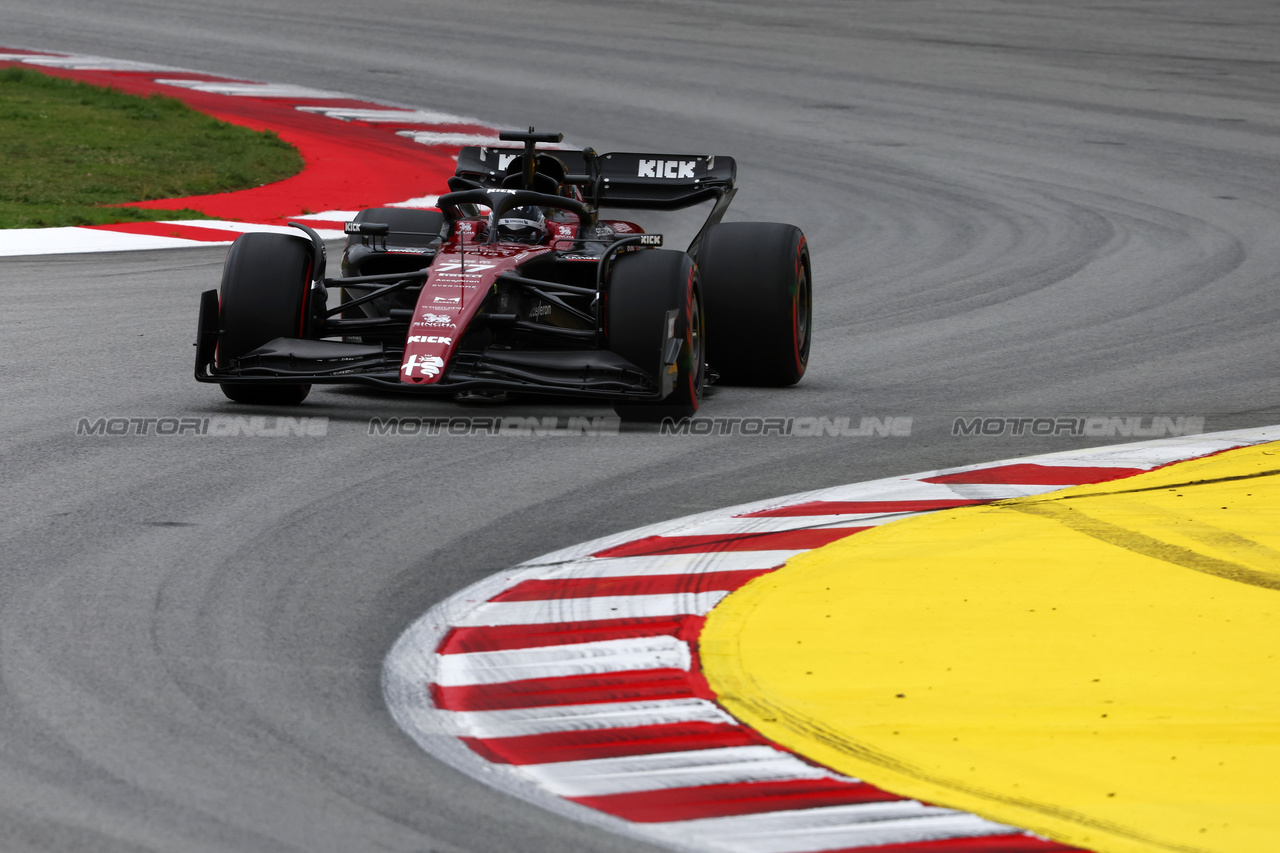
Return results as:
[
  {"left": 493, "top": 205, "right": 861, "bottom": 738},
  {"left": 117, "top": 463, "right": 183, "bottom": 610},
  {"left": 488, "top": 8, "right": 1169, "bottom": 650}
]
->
[{"left": 195, "top": 129, "right": 810, "bottom": 420}]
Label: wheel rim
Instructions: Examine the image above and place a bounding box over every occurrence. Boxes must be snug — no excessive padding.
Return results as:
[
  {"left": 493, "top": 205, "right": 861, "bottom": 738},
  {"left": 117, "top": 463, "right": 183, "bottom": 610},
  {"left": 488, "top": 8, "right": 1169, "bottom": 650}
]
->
[
  {"left": 795, "top": 265, "right": 811, "bottom": 363},
  {"left": 690, "top": 290, "right": 705, "bottom": 398}
]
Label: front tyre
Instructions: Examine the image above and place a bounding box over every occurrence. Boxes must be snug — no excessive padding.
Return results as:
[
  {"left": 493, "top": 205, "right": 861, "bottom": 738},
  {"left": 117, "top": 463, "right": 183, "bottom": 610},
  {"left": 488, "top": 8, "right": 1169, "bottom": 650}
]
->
[
  {"left": 608, "top": 249, "right": 704, "bottom": 422},
  {"left": 698, "top": 222, "right": 811, "bottom": 386},
  {"left": 217, "top": 232, "right": 314, "bottom": 405}
]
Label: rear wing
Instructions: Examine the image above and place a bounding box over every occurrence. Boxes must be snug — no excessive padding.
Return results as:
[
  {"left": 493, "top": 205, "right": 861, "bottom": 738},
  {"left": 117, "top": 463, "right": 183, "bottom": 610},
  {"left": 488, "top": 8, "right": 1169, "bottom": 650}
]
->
[
  {"left": 454, "top": 147, "right": 736, "bottom": 211},
  {"left": 596, "top": 153, "right": 736, "bottom": 209}
]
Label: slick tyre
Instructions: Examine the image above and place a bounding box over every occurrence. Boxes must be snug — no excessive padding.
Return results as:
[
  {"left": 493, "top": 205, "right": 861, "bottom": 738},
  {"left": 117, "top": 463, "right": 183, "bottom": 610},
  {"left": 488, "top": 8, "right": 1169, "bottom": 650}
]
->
[
  {"left": 698, "top": 222, "right": 811, "bottom": 386},
  {"left": 217, "top": 231, "right": 314, "bottom": 405},
  {"left": 609, "top": 249, "right": 704, "bottom": 422}
]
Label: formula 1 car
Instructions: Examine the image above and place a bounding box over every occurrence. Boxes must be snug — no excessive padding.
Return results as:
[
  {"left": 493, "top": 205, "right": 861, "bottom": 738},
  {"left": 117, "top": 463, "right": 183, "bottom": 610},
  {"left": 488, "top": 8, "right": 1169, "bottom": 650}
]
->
[{"left": 194, "top": 129, "right": 810, "bottom": 419}]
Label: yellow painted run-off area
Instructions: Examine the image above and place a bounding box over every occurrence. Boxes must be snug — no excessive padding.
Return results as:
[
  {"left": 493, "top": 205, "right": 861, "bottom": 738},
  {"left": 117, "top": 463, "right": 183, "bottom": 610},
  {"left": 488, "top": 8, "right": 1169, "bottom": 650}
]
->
[{"left": 701, "top": 443, "right": 1280, "bottom": 853}]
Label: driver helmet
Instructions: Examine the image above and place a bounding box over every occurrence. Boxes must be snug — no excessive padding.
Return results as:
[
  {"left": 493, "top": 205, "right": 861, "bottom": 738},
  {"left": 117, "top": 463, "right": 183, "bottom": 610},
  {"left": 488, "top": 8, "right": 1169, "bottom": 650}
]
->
[{"left": 496, "top": 206, "right": 547, "bottom": 244}]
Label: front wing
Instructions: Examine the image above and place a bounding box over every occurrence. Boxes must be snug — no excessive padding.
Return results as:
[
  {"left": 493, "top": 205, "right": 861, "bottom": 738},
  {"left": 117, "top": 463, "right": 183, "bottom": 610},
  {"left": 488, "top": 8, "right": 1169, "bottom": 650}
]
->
[{"left": 195, "top": 298, "right": 679, "bottom": 401}]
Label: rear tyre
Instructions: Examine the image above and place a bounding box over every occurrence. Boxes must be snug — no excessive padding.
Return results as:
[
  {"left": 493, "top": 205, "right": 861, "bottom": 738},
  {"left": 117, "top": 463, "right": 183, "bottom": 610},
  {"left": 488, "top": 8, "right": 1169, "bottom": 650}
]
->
[
  {"left": 217, "top": 232, "right": 314, "bottom": 405},
  {"left": 697, "top": 222, "right": 810, "bottom": 386},
  {"left": 608, "top": 249, "right": 704, "bottom": 422}
]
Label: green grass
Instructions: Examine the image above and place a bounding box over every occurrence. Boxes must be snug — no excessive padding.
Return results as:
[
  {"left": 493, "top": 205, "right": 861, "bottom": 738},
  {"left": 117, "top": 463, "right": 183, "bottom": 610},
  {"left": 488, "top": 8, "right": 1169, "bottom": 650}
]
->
[{"left": 0, "top": 65, "right": 304, "bottom": 228}]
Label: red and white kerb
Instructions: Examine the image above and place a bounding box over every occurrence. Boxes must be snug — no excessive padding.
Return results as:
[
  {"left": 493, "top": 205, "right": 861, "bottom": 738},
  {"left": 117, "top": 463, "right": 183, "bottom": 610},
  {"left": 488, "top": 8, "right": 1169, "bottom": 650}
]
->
[{"left": 384, "top": 428, "right": 1275, "bottom": 853}]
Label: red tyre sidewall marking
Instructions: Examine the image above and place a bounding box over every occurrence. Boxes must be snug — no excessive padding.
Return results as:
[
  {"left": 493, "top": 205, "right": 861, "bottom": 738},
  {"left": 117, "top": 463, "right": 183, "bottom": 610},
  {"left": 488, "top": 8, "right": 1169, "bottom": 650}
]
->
[
  {"left": 793, "top": 233, "right": 808, "bottom": 375},
  {"left": 686, "top": 265, "right": 701, "bottom": 410}
]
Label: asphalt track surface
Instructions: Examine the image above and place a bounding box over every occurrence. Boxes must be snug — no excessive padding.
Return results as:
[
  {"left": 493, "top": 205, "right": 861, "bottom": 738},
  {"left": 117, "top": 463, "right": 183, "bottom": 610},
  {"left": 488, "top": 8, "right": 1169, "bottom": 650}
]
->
[{"left": 1, "top": 2, "right": 1278, "bottom": 852}]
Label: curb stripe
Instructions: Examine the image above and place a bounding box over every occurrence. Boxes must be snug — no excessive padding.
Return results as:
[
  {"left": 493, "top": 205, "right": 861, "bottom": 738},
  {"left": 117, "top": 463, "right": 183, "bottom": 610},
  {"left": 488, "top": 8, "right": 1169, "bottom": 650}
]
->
[
  {"left": 809, "top": 838, "right": 1079, "bottom": 853},
  {"left": 518, "top": 745, "right": 840, "bottom": 797},
  {"left": 740, "top": 499, "right": 988, "bottom": 517},
  {"left": 571, "top": 778, "right": 909, "bottom": 822},
  {"left": 293, "top": 106, "right": 483, "bottom": 125},
  {"left": 398, "top": 131, "right": 506, "bottom": 147},
  {"left": 434, "top": 635, "right": 691, "bottom": 686},
  {"left": 153, "top": 79, "right": 352, "bottom": 99},
  {"left": 491, "top": 568, "right": 775, "bottom": 602},
  {"left": 675, "top": 514, "right": 923, "bottom": 535},
  {"left": 920, "top": 464, "right": 1145, "bottom": 485},
  {"left": 537, "top": 551, "right": 804, "bottom": 579},
  {"left": 439, "top": 617, "right": 696, "bottom": 654},
  {"left": 644, "top": 806, "right": 1015, "bottom": 853},
  {"left": 81, "top": 221, "right": 253, "bottom": 242},
  {"left": 593, "top": 528, "right": 864, "bottom": 558},
  {"left": 447, "top": 591, "right": 731, "bottom": 626},
  {"left": 431, "top": 669, "right": 702, "bottom": 712},
  {"left": 443, "top": 698, "right": 738, "bottom": 738},
  {"left": 461, "top": 721, "right": 768, "bottom": 765}
]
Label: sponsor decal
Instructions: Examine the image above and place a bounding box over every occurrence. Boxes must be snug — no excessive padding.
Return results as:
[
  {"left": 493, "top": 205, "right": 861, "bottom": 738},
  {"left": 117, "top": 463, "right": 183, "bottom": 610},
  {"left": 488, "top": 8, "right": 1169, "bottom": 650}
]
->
[
  {"left": 561, "top": 254, "right": 597, "bottom": 261},
  {"left": 639, "top": 234, "right": 663, "bottom": 246},
  {"left": 418, "top": 312, "right": 455, "bottom": 326},
  {"left": 401, "top": 353, "right": 445, "bottom": 377},
  {"left": 637, "top": 158, "right": 696, "bottom": 179},
  {"left": 610, "top": 221, "right": 634, "bottom": 234},
  {"left": 407, "top": 335, "right": 452, "bottom": 344},
  {"left": 554, "top": 224, "right": 575, "bottom": 237},
  {"left": 528, "top": 304, "right": 552, "bottom": 320},
  {"left": 434, "top": 261, "right": 496, "bottom": 274},
  {"left": 433, "top": 295, "right": 461, "bottom": 305}
]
